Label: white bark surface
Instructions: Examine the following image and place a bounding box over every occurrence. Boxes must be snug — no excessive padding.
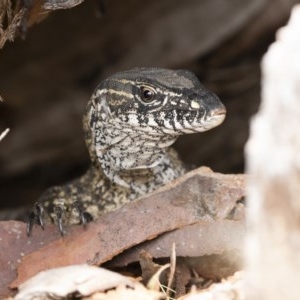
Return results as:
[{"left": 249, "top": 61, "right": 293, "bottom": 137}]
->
[{"left": 246, "top": 5, "right": 300, "bottom": 300}]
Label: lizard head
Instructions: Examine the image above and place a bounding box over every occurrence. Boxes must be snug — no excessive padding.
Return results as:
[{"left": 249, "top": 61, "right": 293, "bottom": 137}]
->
[
  {"left": 90, "top": 67, "right": 226, "bottom": 136},
  {"left": 83, "top": 68, "right": 226, "bottom": 180}
]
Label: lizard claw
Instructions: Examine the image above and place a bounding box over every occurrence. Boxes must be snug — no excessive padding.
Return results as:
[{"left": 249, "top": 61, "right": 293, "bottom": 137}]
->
[
  {"left": 27, "top": 212, "right": 36, "bottom": 237},
  {"left": 82, "top": 212, "right": 93, "bottom": 226},
  {"left": 72, "top": 201, "right": 93, "bottom": 229},
  {"left": 54, "top": 205, "right": 64, "bottom": 236},
  {"left": 35, "top": 202, "right": 45, "bottom": 230},
  {"left": 26, "top": 202, "right": 45, "bottom": 236}
]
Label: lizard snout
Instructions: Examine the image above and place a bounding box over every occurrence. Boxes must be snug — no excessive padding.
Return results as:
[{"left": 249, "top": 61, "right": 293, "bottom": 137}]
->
[
  {"left": 208, "top": 104, "right": 226, "bottom": 118},
  {"left": 205, "top": 104, "right": 226, "bottom": 128}
]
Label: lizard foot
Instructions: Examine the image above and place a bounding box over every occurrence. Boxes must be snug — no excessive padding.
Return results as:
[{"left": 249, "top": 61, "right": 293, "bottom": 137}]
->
[{"left": 27, "top": 200, "right": 93, "bottom": 237}]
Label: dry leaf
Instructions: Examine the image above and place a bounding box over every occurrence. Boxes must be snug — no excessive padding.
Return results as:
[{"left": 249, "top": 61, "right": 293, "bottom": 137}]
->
[
  {"left": 177, "top": 271, "right": 245, "bottom": 300},
  {"left": 107, "top": 220, "right": 245, "bottom": 279},
  {"left": 0, "top": 168, "right": 244, "bottom": 298},
  {"left": 15, "top": 265, "right": 135, "bottom": 300},
  {"left": 84, "top": 283, "right": 163, "bottom": 300}
]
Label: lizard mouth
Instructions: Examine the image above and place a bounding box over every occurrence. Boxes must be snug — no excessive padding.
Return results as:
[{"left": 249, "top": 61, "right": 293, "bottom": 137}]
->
[
  {"left": 207, "top": 106, "right": 226, "bottom": 121},
  {"left": 180, "top": 106, "right": 226, "bottom": 133},
  {"left": 201, "top": 107, "right": 226, "bottom": 130}
]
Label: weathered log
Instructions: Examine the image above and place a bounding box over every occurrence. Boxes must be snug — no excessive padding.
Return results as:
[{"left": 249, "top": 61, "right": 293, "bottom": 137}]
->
[{"left": 246, "top": 5, "right": 300, "bottom": 299}]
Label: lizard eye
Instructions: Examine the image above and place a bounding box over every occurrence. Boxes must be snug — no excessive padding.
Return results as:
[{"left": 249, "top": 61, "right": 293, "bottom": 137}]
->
[{"left": 140, "top": 86, "right": 156, "bottom": 102}]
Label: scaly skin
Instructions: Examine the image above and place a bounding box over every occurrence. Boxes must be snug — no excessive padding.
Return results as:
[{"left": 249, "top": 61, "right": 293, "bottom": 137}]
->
[{"left": 28, "top": 68, "right": 226, "bottom": 235}]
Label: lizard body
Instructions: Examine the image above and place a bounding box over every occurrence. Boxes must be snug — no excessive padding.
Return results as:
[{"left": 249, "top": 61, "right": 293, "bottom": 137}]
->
[{"left": 28, "top": 68, "right": 226, "bottom": 235}]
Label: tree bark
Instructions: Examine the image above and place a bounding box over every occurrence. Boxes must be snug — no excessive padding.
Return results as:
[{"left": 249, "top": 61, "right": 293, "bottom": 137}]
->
[{"left": 246, "top": 5, "right": 300, "bottom": 299}]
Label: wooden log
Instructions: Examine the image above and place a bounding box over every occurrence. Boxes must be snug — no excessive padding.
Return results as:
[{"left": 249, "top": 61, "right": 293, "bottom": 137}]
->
[{"left": 246, "top": 5, "right": 300, "bottom": 299}]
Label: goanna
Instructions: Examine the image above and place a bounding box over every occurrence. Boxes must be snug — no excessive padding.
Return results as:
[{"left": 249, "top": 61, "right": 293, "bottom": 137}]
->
[{"left": 27, "top": 68, "right": 226, "bottom": 236}]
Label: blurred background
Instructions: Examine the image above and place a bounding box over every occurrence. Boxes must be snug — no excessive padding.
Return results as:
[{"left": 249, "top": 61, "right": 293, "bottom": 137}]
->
[{"left": 0, "top": 0, "right": 298, "bottom": 214}]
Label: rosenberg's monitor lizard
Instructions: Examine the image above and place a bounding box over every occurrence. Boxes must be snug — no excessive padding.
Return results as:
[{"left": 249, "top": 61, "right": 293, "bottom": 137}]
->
[{"left": 27, "top": 68, "right": 226, "bottom": 236}]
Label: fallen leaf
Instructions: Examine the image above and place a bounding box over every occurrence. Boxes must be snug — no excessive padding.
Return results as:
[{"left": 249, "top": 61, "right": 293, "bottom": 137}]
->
[
  {"left": 107, "top": 219, "right": 244, "bottom": 266},
  {"left": 0, "top": 221, "right": 63, "bottom": 298},
  {"left": 14, "top": 265, "right": 135, "bottom": 300},
  {"left": 106, "top": 219, "right": 245, "bottom": 279},
  {"left": 83, "top": 283, "right": 163, "bottom": 300},
  {"left": 177, "top": 271, "right": 245, "bottom": 300},
  {"left": 7, "top": 167, "right": 245, "bottom": 293}
]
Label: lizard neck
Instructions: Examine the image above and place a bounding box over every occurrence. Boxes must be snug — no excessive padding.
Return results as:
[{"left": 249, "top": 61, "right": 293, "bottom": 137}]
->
[
  {"left": 91, "top": 146, "right": 186, "bottom": 196},
  {"left": 83, "top": 99, "right": 185, "bottom": 191},
  {"left": 88, "top": 118, "right": 182, "bottom": 189}
]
